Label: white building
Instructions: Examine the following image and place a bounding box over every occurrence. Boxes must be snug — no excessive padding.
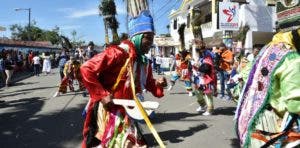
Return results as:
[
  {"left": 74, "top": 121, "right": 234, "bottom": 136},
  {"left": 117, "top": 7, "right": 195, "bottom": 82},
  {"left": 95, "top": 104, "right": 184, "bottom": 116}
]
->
[{"left": 169, "top": 0, "right": 276, "bottom": 59}]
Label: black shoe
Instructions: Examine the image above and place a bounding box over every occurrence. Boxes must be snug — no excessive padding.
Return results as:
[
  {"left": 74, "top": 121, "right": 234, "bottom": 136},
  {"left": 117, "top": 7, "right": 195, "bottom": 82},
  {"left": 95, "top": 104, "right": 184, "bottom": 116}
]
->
[{"left": 82, "top": 92, "right": 87, "bottom": 97}]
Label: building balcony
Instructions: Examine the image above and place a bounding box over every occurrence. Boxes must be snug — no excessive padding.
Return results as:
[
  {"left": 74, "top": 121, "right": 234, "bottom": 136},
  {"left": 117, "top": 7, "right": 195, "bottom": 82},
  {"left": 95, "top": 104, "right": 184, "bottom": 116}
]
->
[{"left": 200, "top": 21, "right": 215, "bottom": 38}]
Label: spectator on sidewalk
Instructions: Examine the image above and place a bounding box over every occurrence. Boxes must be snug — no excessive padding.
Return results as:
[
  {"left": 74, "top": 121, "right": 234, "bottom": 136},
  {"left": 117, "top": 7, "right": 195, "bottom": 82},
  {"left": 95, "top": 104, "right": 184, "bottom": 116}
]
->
[
  {"left": 27, "top": 51, "right": 34, "bottom": 72},
  {"left": 155, "top": 55, "right": 162, "bottom": 74},
  {"left": 0, "top": 54, "right": 6, "bottom": 86},
  {"left": 16, "top": 51, "right": 24, "bottom": 72},
  {"left": 4, "top": 53, "right": 14, "bottom": 87},
  {"left": 169, "top": 52, "right": 176, "bottom": 73},
  {"left": 58, "top": 54, "right": 68, "bottom": 80},
  {"left": 32, "top": 53, "right": 41, "bottom": 76},
  {"left": 85, "top": 41, "right": 97, "bottom": 60},
  {"left": 218, "top": 43, "right": 233, "bottom": 99}
]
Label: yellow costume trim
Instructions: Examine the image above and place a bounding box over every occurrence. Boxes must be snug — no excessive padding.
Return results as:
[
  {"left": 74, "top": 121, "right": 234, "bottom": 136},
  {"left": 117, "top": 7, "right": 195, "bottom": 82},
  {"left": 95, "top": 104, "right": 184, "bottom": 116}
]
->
[
  {"left": 112, "top": 58, "right": 165, "bottom": 147},
  {"left": 129, "top": 64, "right": 166, "bottom": 148},
  {"left": 111, "top": 58, "right": 131, "bottom": 92},
  {"left": 270, "top": 29, "right": 300, "bottom": 50}
]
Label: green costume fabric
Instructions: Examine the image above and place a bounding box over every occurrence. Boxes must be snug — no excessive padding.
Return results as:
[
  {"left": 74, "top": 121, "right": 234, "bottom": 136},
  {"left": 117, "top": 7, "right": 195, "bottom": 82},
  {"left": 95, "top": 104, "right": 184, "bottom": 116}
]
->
[
  {"left": 240, "top": 61, "right": 253, "bottom": 82},
  {"left": 194, "top": 90, "right": 214, "bottom": 113},
  {"left": 131, "top": 34, "right": 148, "bottom": 65},
  {"left": 270, "top": 52, "right": 300, "bottom": 115}
]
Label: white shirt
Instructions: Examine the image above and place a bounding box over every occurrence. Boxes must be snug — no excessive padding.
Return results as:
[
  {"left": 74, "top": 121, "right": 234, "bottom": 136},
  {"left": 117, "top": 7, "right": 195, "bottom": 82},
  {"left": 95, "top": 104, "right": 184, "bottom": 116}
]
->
[{"left": 33, "top": 56, "right": 40, "bottom": 65}]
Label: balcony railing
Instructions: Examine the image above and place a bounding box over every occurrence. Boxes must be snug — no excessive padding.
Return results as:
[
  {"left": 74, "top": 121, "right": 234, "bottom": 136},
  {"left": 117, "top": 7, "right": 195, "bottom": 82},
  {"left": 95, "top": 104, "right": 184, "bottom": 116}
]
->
[{"left": 201, "top": 21, "right": 212, "bottom": 30}]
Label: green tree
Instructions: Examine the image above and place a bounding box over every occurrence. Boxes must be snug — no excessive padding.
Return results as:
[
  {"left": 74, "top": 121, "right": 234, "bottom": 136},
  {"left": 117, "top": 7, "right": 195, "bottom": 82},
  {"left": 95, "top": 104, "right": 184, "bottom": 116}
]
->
[
  {"left": 9, "top": 23, "right": 61, "bottom": 45},
  {"left": 71, "top": 30, "right": 77, "bottom": 42},
  {"left": 70, "top": 30, "right": 85, "bottom": 48}
]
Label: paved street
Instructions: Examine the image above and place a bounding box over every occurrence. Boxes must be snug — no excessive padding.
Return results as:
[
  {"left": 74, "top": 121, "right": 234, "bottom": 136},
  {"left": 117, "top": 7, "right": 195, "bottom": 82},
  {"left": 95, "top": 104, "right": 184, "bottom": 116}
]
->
[{"left": 0, "top": 69, "right": 239, "bottom": 148}]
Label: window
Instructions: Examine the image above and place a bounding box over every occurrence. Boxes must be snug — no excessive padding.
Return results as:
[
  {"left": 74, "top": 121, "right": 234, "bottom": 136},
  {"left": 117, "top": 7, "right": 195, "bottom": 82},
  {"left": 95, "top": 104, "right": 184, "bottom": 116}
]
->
[
  {"left": 205, "top": 13, "right": 212, "bottom": 23},
  {"left": 173, "top": 18, "right": 177, "bottom": 30}
]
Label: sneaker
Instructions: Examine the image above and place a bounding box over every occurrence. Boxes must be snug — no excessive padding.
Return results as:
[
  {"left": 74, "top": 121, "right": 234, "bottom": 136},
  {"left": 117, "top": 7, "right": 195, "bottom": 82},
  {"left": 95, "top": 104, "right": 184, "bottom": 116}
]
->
[
  {"left": 196, "top": 106, "right": 206, "bottom": 112},
  {"left": 224, "top": 96, "right": 232, "bottom": 101},
  {"left": 82, "top": 92, "right": 87, "bottom": 97},
  {"left": 202, "top": 111, "right": 212, "bottom": 116},
  {"left": 218, "top": 94, "right": 225, "bottom": 100},
  {"left": 188, "top": 92, "right": 193, "bottom": 97},
  {"left": 53, "top": 92, "right": 60, "bottom": 97},
  {"left": 167, "top": 85, "right": 173, "bottom": 91}
]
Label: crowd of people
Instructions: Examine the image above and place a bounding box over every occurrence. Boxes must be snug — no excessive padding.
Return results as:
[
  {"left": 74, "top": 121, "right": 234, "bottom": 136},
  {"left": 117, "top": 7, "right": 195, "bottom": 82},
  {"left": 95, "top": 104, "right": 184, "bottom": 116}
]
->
[{"left": 0, "top": 49, "right": 59, "bottom": 87}]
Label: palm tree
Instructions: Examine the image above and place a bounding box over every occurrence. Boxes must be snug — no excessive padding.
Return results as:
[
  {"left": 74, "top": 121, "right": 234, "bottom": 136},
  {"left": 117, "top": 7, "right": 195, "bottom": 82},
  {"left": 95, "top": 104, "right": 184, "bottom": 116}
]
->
[
  {"left": 99, "top": 0, "right": 120, "bottom": 44},
  {"left": 99, "top": 1, "right": 109, "bottom": 44}
]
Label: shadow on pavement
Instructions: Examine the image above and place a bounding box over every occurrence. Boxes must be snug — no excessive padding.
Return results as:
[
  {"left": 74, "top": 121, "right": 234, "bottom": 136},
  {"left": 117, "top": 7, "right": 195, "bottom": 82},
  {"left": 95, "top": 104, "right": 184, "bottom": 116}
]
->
[
  {"left": 12, "top": 81, "right": 38, "bottom": 86},
  {"left": 151, "top": 112, "right": 207, "bottom": 124},
  {"left": 0, "top": 86, "right": 58, "bottom": 96},
  {"left": 144, "top": 123, "right": 208, "bottom": 146},
  {"left": 213, "top": 107, "right": 236, "bottom": 116},
  {"left": 0, "top": 96, "right": 85, "bottom": 148}
]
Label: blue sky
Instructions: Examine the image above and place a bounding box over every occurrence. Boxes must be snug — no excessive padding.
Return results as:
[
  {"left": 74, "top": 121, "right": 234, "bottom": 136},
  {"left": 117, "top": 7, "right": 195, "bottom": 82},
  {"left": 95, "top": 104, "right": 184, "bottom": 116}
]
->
[{"left": 0, "top": 0, "right": 181, "bottom": 45}]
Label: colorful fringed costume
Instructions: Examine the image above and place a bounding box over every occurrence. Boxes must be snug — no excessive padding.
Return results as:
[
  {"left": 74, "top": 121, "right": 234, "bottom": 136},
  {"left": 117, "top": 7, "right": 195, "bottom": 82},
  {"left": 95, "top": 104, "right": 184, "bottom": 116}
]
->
[
  {"left": 80, "top": 9, "right": 165, "bottom": 148},
  {"left": 193, "top": 49, "right": 217, "bottom": 114},
  {"left": 58, "top": 59, "right": 85, "bottom": 93},
  {"left": 169, "top": 51, "right": 193, "bottom": 93},
  {"left": 235, "top": 30, "right": 300, "bottom": 148},
  {"left": 235, "top": 2, "right": 300, "bottom": 147}
]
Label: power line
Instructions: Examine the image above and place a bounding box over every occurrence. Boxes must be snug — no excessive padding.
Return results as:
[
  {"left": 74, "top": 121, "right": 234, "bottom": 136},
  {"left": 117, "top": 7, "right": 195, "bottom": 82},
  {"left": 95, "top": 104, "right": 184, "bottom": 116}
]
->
[
  {"left": 153, "top": 0, "right": 173, "bottom": 16},
  {"left": 154, "top": 0, "right": 180, "bottom": 22}
]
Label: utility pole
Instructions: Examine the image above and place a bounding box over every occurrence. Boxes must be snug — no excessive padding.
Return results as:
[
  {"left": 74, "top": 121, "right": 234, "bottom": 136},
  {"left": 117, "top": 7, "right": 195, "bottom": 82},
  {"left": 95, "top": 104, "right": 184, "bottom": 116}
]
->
[{"left": 15, "top": 8, "right": 31, "bottom": 41}]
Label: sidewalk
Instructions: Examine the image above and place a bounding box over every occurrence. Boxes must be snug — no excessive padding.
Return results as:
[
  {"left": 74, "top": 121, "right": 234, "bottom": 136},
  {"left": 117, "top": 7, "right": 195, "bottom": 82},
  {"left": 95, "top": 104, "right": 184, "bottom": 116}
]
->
[{"left": 0, "top": 70, "right": 33, "bottom": 88}]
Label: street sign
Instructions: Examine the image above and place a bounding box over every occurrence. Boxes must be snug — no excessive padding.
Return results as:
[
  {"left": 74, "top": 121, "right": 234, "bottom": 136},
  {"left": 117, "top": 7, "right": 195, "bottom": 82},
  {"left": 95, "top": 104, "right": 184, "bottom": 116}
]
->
[{"left": 218, "top": 2, "right": 239, "bottom": 31}]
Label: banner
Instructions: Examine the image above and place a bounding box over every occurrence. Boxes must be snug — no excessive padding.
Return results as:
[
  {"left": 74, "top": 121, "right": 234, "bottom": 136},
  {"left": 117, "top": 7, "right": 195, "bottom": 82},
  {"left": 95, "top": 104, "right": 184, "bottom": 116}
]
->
[{"left": 219, "top": 2, "right": 239, "bottom": 30}]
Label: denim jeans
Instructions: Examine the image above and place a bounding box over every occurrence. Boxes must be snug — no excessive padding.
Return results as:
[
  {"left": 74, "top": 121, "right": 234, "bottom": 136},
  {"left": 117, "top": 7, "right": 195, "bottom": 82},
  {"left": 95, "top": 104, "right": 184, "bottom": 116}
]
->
[
  {"left": 219, "top": 70, "right": 229, "bottom": 97},
  {"left": 33, "top": 64, "right": 40, "bottom": 76}
]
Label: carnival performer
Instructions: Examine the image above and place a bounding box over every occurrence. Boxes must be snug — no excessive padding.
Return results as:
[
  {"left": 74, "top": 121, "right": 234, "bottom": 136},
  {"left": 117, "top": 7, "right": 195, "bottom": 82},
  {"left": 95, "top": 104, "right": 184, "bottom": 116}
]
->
[
  {"left": 53, "top": 56, "right": 84, "bottom": 97},
  {"left": 192, "top": 39, "right": 217, "bottom": 116},
  {"left": 167, "top": 24, "right": 193, "bottom": 96},
  {"left": 80, "top": 10, "right": 167, "bottom": 148},
  {"left": 235, "top": 1, "right": 300, "bottom": 147}
]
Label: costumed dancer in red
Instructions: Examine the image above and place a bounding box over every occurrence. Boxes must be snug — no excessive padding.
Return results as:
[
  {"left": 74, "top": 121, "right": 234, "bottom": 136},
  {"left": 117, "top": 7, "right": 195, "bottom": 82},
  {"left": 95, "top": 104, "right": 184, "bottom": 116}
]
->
[
  {"left": 192, "top": 39, "right": 217, "bottom": 116},
  {"left": 53, "top": 56, "right": 85, "bottom": 97},
  {"left": 167, "top": 24, "right": 193, "bottom": 96},
  {"left": 80, "top": 10, "right": 167, "bottom": 148}
]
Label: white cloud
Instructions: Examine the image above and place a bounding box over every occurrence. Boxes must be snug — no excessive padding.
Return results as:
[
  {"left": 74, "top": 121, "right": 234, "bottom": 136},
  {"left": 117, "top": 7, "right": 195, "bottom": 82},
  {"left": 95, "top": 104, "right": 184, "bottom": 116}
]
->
[
  {"left": 57, "top": 7, "right": 74, "bottom": 13},
  {"left": 67, "top": 8, "right": 99, "bottom": 18}
]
